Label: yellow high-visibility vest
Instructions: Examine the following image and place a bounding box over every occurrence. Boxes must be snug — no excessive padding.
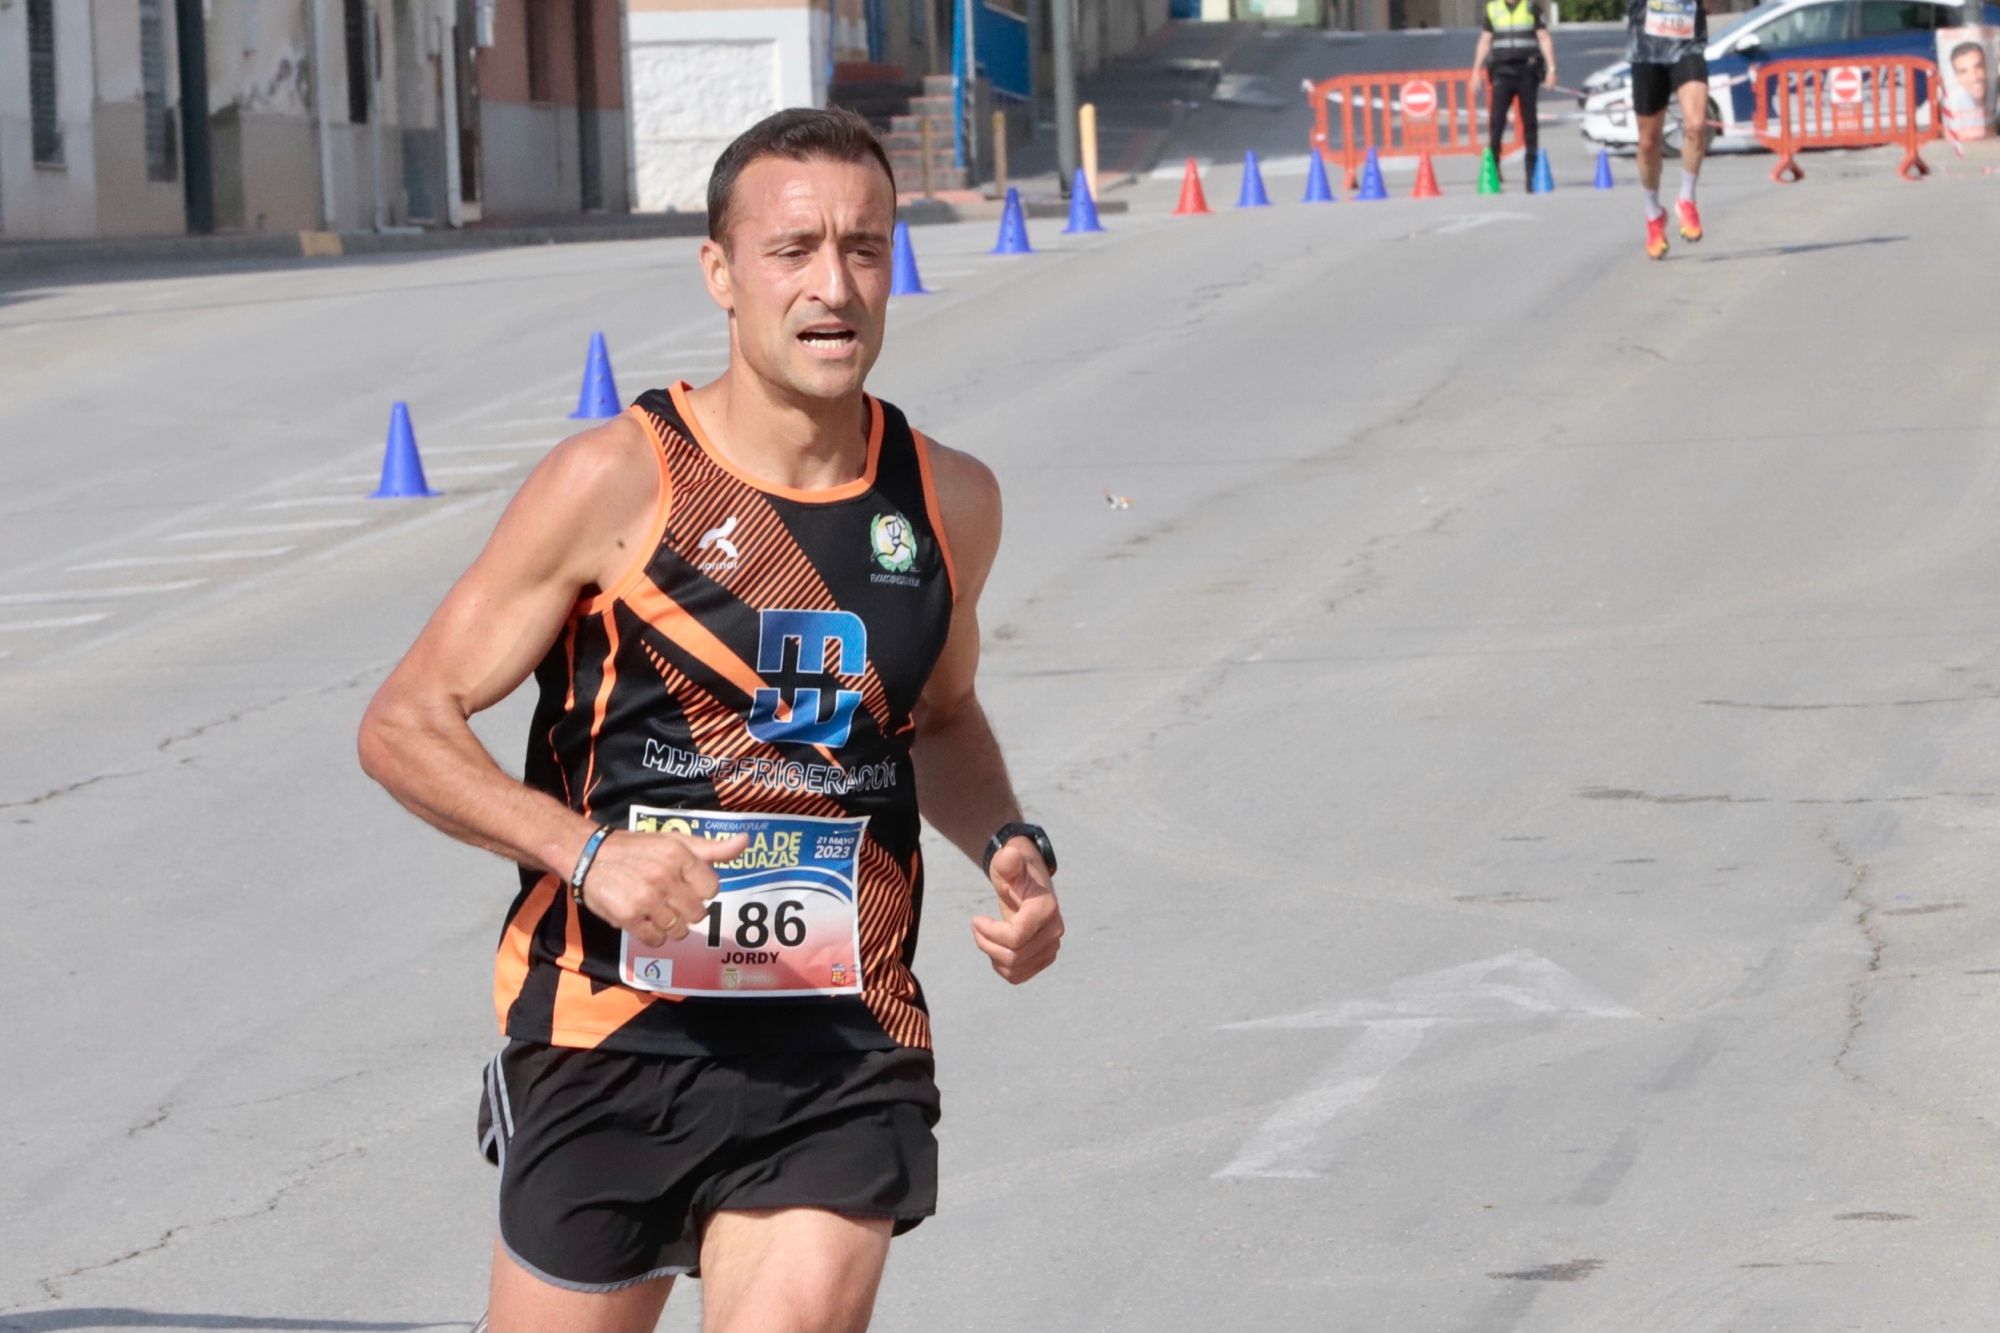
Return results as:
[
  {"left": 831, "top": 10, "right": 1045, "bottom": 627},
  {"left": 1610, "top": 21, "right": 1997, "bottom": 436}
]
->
[{"left": 1487, "top": 0, "right": 1540, "bottom": 54}]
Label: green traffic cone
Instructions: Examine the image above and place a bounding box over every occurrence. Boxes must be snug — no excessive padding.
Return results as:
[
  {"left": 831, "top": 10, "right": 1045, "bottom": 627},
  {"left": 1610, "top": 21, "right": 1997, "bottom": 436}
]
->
[{"left": 1477, "top": 150, "right": 1501, "bottom": 195}]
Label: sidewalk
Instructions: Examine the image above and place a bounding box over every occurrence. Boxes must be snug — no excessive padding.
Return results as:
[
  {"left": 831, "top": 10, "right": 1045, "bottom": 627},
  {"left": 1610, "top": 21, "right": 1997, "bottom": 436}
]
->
[{"left": 0, "top": 197, "right": 969, "bottom": 287}]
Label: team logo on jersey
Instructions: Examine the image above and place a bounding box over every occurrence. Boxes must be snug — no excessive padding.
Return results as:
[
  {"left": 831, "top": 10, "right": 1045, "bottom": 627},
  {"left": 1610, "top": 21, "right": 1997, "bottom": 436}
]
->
[
  {"left": 747, "top": 609, "right": 867, "bottom": 746},
  {"left": 869, "top": 513, "right": 917, "bottom": 574},
  {"left": 697, "top": 516, "right": 742, "bottom": 573}
]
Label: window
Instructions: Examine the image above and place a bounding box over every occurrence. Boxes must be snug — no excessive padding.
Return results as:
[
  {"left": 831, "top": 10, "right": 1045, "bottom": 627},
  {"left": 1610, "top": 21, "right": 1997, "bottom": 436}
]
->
[
  {"left": 28, "top": 0, "right": 62, "bottom": 166},
  {"left": 140, "top": 0, "right": 176, "bottom": 181},
  {"left": 343, "top": 0, "right": 371, "bottom": 123},
  {"left": 1751, "top": 1, "right": 1848, "bottom": 49},
  {"left": 1859, "top": 0, "right": 1932, "bottom": 31},
  {"left": 526, "top": 0, "right": 554, "bottom": 102}
]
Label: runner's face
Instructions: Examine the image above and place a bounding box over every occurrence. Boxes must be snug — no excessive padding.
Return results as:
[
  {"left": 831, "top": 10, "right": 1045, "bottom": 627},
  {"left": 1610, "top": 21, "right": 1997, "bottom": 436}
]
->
[{"left": 711, "top": 156, "right": 895, "bottom": 403}]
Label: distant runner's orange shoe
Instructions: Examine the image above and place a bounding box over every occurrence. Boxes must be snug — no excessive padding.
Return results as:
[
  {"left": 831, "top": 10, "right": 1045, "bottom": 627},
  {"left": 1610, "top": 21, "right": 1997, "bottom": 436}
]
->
[
  {"left": 1646, "top": 213, "right": 1669, "bottom": 260},
  {"left": 1677, "top": 198, "right": 1703, "bottom": 242}
]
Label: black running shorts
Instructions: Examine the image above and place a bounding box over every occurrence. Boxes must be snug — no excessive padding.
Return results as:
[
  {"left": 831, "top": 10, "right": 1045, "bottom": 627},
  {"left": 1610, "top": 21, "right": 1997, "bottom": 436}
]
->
[
  {"left": 1632, "top": 53, "right": 1709, "bottom": 117},
  {"left": 477, "top": 1040, "right": 941, "bottom": 1291}
]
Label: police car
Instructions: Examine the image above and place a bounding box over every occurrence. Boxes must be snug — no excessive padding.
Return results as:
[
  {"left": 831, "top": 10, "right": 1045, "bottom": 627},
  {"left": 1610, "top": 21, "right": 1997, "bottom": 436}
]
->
[{"left": 1578, "top": 0, "right": 1973, "bottom": 151}]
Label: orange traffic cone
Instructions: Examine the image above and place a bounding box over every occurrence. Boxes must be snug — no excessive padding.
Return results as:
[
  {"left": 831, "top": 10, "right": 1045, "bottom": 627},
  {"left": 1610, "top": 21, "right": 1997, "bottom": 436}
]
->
[
  {"left": 1173, "top": 157, "right": 1211, "bottom": 216},
  {"left": 1413, "top": 154, "right": 1442, "bottom": 198}
]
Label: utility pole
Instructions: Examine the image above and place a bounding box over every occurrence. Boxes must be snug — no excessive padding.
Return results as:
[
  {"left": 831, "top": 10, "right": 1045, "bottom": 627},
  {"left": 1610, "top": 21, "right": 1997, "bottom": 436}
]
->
[
  {"left": 174, "top": 0, "right": 213, "bottom": 233},
  {"left": 1051, "top": 0, "right": 1079, "bottom": 185}
]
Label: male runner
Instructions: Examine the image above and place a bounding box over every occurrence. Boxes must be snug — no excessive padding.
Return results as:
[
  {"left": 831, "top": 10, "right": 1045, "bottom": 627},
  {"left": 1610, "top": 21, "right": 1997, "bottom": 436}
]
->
[
  {"left": 1470, "top": 0, "right": 1556, "bottom": 188},
  {"left": 1629, "top": 0, "right": 1710, "bottom": 258},
  {"left": 358, "top": 107, "right": 1064, "bottom": 1333}
]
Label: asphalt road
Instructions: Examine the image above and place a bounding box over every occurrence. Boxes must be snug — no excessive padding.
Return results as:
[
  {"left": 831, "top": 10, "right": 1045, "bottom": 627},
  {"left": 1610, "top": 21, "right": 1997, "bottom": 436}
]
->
[{"left": 7, "top": 30, "right": 2000, "bottom": 1333}]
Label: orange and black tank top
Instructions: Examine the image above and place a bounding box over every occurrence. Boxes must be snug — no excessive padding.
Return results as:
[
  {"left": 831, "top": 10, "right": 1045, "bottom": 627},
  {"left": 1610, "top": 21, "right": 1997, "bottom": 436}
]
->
[{"left": 494, "top": 382, "right": 957, "bottom": 1055}]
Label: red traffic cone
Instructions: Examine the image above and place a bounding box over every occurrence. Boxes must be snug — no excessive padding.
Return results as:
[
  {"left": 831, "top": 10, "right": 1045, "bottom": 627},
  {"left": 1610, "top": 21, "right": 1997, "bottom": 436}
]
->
[
  {"left": 1412, "top": 154, "right": 1442, "bottom": 198},
  {"left": 1173, "top": 158, "right": 1211, "bottom": 216}
]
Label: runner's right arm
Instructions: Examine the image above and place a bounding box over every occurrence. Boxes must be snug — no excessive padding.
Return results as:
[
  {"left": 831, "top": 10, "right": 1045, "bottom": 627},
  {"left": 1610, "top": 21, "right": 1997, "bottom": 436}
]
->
[{"left": 357, "top": 415, "right": 743, "bottom": 946}]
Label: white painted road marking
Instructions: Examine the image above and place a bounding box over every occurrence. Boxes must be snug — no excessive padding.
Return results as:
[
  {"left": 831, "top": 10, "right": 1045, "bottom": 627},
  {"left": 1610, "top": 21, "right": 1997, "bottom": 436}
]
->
[
  {"left": 0, "top": 579, "right": 207, "bottom": 607},
  {"left": 419, "top": 440, "right": 554, "bottom": 457},
  {"left": 0, "top": 613, "right": 112, "bottom": 633},
  {"left": 68, "top": 547, "right": 296, "bottom": 572},
  {"left": 334, "top": 460, "right": 521, "bottom": 483},
  {"left": 1430, "top": 212, "right": 1539, "bottom": 236},
  {"left": 249, "top": 496, "right": 380, "bottom": 511},
  {"left": 168, "top": 519, "right": 369, "bottom": 541},
  {"left": 1215, "top": 951, "right": 1641, "bottom": 1179}
]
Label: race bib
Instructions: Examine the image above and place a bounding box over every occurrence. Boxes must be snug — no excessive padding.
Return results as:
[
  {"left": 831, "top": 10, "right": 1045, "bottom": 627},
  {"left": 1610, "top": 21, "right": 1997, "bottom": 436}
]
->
[
  {"left": 1643, "top": 0, "right": 1696, "bottom": 40},
  {"left": 620, "top": 807, "right": 867, "bottom": 999}
]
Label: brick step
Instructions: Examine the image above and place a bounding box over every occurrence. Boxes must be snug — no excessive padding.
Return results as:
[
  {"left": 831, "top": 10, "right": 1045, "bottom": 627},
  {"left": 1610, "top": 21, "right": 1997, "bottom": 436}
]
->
[
  {"left": 887, "top": 152, "right": 964, "bottom": 178},
  {"left": 920, "top": 73, "right": 956, "bottom": 97},
  {"left": 836, "top": 60, "right": 909, "bottom": 83},
  {"left": 886, "top": 155, "right": 968, "bottom": 190},
  {"left": 888, "top": 111, "right": 953, "bottom": 136},
  {"left": 832, "top": 81, "right": 922, "bottom": 131},
  {"left": 879, "top": 128, "right": 958, "bottom": 154}
]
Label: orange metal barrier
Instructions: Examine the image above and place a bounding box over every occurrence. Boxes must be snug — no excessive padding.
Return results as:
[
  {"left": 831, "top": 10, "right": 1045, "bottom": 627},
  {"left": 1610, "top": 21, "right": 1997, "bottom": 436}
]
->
[
  {"left": 1752, "top": 56, "right": 1937, "bottom": 183},
  {"left": 1307, "top": 69, "right": 1523, "bottom": 189}
]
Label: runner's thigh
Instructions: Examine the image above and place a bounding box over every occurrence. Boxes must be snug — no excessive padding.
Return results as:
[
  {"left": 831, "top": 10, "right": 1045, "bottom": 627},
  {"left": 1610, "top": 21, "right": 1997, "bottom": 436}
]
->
[{"left": 699, "top": 1208, "right": 893, "bottom": 1333}]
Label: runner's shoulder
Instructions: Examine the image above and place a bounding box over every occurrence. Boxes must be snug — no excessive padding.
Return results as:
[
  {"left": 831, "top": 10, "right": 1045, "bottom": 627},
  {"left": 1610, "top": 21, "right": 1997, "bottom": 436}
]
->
[
  {"left": 519, "top": 410, "right": 659, "bottom": 524},
  {"left": 489, "top": 410, "right": 660, "bottom": 586},
  {"left": 916, "top": 436, "right": 1002, "bottom": 586}
]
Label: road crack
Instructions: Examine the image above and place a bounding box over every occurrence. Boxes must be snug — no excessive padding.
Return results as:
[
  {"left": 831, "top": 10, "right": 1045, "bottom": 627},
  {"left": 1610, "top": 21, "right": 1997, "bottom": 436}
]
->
[
  {"left": 157, "top": 667, "right": 380, "bottom": 755},
  {"left": 0, "top": 769, "right": 145, "bottom": 812},
  {"left": 1828, "top": 834, "right": 1880, "bottom": 1084},
  {"left": 1701, "top": 692, "right": 2000, "bottom": 711},
  {"left": 32, "top": 1145, "right": 367, "bottom": 1302}
]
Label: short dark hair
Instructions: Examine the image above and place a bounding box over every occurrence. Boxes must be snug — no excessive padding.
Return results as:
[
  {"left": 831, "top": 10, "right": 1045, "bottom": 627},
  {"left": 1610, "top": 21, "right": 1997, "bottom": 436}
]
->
[
  {"left": 706, "top": 108, "right": 898, "bottom": 244},
  {"left": 1951, "top": 40, "right": 1987, "bottom": 65}
]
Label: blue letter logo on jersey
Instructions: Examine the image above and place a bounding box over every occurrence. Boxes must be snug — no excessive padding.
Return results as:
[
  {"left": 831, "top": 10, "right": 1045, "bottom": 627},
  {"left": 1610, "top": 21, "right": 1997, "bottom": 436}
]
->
[{"left": 748, "top": 610, "right": 866, "bottom": 746}]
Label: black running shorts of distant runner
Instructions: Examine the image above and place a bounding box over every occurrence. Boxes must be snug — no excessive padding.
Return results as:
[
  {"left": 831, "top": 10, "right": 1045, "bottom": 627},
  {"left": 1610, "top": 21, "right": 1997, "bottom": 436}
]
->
[
  {"left": 1631, "top": 53, "right": 1709, "bottom": 117},
  {"left": 477, "top": 1041, "right": 941, "bottom": 1290}
]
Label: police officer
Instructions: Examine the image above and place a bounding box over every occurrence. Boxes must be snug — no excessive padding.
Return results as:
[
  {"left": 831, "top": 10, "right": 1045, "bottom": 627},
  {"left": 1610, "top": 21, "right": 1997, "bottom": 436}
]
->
[{"left": 1471, "top": 0, "right": 1556, "bottom": 187}]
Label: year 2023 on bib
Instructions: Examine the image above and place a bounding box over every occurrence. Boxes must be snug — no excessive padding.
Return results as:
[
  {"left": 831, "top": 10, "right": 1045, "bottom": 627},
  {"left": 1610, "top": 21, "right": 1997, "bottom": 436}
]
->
[{"left": 619, "top": 807, "right": 868, "bottom": 999}]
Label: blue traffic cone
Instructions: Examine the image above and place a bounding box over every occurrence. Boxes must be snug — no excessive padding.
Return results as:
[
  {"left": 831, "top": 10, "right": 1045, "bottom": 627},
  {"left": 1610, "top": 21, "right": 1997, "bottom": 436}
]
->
[
  {"left": 1530, "top": 150, "right": 1555, "bottom": 194},
  {"left": 569, "top": 332, "right": 621, "bottom": 419},
  {"left": 1063, "top": 168, "right": 1105, "bottom": 233},
  {"left": 370, "top": 402, "right": 437, "bottom": 499},
  {"left": 1593, "top": 147, "right": 1615, "bottom": 190},
  {"left": 890, "top": 220, "right": 929, "bottom": 295},
  {"left": 1357, "top": 147, "right": 1388, "bottom": 200},
  {"left": 1303, "top": 149, "right": 1336, "bottom": 203},
  {"left": 1236, "top": 151, "right": 1272, "bottom": 208},
  {"left": 991, "top": 187, "right": 1033, "bottom": 254}
]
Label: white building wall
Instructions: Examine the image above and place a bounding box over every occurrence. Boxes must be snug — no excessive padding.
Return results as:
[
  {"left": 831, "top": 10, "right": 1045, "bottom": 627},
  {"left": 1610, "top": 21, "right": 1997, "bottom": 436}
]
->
[
  {"left": 627, "top": 5, "right": 828, "bottom": 214},
  {"left": 0, "top": 0, "right": 101, "bottom": 237}
]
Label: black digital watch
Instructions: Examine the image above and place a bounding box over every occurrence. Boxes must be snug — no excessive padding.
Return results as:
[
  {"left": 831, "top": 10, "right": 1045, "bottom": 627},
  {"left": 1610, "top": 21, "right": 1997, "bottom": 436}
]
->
[{"left": 983, "top": 822, "right": 1057, "bottom": 876}]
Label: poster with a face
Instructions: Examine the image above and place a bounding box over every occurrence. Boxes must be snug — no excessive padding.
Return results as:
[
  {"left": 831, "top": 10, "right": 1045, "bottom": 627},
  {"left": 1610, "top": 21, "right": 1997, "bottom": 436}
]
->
[{"left": 1938, "top": 28, "right": 1995, "bottom": 140}]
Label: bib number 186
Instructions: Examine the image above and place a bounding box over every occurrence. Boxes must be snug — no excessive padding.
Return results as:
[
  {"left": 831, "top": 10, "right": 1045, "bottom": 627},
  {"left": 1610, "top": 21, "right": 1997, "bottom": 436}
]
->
[{"left": 704, "top": 897, "right": 808, "bottom": 949}]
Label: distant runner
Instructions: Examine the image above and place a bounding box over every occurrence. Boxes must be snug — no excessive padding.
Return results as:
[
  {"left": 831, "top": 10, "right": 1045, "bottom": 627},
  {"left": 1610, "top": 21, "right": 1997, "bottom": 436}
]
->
[
  {"left": 359, "top": 107, "right": 1064, "bottom": 1332},
  {"left": 1629, "top": 0, "right": 1711, "bottom": 258}
]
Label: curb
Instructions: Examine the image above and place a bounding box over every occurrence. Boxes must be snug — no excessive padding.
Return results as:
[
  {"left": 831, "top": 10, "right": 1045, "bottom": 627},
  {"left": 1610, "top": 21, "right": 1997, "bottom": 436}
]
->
[{"left": 0, "top": 197, "right": 972, "bottom": 285}]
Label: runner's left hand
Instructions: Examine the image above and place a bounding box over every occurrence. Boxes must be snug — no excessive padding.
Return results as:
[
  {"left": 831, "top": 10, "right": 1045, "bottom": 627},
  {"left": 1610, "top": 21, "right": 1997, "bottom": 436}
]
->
[{"left": 972, "top": 840, "right": 1064, "bottom": 984}]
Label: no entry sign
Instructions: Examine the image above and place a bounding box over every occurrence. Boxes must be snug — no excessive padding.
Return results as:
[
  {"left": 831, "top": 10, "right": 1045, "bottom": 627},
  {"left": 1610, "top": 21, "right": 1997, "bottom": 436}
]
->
[
  {"left": 1828, "top": 65, "right": 1865, "bottom": 105},
  {"left": 1400, "top": 80, "right": 1438, "bottom": 118}
]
